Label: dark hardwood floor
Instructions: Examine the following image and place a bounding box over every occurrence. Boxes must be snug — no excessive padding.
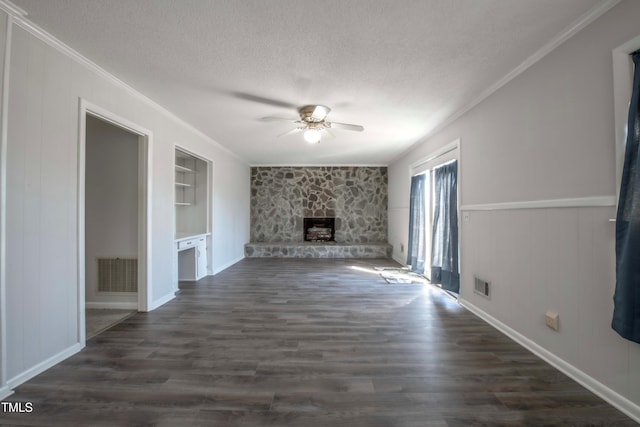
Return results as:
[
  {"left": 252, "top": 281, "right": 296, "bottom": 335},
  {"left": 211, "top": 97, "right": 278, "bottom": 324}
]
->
[{"left": 1, "top": 258, "right": 636, "bottom": 426}]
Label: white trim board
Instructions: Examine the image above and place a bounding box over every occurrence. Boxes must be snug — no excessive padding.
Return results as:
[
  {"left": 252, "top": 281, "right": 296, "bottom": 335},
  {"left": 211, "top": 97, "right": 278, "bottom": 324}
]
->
[
  {"left": 148, "top": 292, "right": 176, "bottom": 312},
  {"left": 85, "top": 302, "right": 138, "bottom": 310},
  {"left": 391, "top": 253, "right": 406, "bottom": 266},
  {"left": 410, "top": 139, "right": 460, "bottom": 176},
  {"left": 5, "top": 343, "right": 82, "bottom": 391},
  {"left": 0, "top": 10, "right": 13, "bottom": 393},
  {"left": 212, "top": 255, "right": 245, "bottom": 275},
  {"left": 459, "top": 298, "right": 640, "bottom": 424},
  {"left": 0, "top": 385, "right": 12, "bottom": 401},
  {"left": 461, "top": 196, "right": 616, "bottom": 211},
  {"left": 0, "top": 0, "right": 24, "bottom": 18}
]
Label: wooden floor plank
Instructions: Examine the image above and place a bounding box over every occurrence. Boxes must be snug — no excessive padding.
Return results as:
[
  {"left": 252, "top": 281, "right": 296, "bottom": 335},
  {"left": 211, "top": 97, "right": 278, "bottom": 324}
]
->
[{"left": 0, "top": 258, "right": 636, "bottom": 426}]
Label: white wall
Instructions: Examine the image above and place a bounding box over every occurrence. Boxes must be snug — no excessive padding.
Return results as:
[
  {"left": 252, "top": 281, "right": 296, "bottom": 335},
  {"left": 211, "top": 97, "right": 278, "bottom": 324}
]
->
[
  {"left": 388, "top": 0, "right": 640, "bottom": 420},
  {"left": 210, "top": 153, "right": 251, "bottom": 274},
  {"left": 85, "top": 115, "right": 138, "bottom": 307},
  {"left": 0, "top": 9, "right": 250, "bottom": 393}
]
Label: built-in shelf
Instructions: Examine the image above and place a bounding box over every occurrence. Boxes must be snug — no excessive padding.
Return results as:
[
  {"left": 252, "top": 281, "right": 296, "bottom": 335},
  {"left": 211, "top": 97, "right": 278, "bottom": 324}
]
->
[
  {"left": 175, "top": 164, "right": 194, "bottom": 173},
  {"left": 175, "top": 150, "right": 197, "bottom": 206}
]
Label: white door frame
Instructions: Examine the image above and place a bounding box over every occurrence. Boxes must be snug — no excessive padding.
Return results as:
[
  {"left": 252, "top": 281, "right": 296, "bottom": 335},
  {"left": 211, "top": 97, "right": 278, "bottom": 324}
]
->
[{"left": 77, "top": 99, "right": 153, "bottom": 346}]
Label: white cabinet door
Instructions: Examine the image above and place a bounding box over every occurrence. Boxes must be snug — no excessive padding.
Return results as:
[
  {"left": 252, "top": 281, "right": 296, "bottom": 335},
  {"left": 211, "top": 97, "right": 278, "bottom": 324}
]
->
[
  {"left": 178, "top": 246, "right": 197, "bottom": 281},
  {"left": 196, "top": 243, "right": 207, "bottom": 280}
]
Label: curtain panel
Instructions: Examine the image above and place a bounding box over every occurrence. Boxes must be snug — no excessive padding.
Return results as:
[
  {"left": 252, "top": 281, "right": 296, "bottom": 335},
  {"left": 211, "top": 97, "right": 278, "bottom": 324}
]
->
[
  {"left": 431, "top": 161, "right": 459, "bottom": 294},
  {"left": 407, "top": 174, "right": 427, "bottom": 273},
  {"left": 613, "top": 50, "right": 640, "bottom": 343}
]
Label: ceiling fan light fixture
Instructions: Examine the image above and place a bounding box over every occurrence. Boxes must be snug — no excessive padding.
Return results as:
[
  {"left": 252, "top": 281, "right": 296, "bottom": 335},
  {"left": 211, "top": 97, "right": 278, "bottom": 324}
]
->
[
  {"left": 266, "top": 104, "right": 362, "bottom": 143},
  {"left": 304, "top": 128, "right": 321, "bottom": 144}
]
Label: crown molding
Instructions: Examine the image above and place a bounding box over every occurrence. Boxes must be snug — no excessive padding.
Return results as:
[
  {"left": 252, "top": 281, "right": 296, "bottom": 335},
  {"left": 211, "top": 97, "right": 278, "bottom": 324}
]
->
[
  {"left": 390, "top": 0, "right": 622, "bottom": 165},
  {"left": 454, "top": 0, "right": 622, "bottom": 120},
  {"left": 0, "top": 0, "right": 245, "bottom": 163},
  {"left": 0, "top": 0, "right": 25, "bottom": 18}
]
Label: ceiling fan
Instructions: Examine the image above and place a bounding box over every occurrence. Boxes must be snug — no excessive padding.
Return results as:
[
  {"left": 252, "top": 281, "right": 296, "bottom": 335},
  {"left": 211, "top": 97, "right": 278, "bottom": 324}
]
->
[{"left": 262, "top": 104, "right": 364, "bottom": 144}]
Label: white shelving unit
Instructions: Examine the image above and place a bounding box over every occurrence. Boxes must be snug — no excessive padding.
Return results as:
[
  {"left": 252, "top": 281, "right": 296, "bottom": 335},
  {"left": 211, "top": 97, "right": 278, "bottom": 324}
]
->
[
  {"left": 174, "top": 147, "right": 210, "bottom": 283},
  {"left": 175, "top": 157, "right": 196, "bottom": 206}
]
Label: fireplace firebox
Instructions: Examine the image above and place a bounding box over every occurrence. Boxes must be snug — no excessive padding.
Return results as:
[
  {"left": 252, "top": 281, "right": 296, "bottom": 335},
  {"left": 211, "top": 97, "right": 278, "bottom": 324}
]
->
[{"left": 304, "top": 217, "right": 335, "bottom": 242}]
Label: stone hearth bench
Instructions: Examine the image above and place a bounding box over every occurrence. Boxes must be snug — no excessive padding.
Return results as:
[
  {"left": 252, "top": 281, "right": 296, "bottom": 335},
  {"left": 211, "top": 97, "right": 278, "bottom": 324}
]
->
[{"left": 244, "top": 242, "right": 392, "bottom": 258}]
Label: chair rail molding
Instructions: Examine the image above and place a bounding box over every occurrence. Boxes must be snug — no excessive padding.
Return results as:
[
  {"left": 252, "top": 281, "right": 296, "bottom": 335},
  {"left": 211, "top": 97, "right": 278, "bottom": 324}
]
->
[{"left": 460, "top": 196, "right": 616, "bottom": 211}]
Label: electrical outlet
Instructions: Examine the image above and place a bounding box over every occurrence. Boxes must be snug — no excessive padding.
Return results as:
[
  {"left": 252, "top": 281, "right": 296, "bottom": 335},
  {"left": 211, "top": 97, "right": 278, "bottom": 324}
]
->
[
  {"left": 545, "top": 311, "right": 559, "bottom": 331},
  {"left": 463, "top": 212, "right": 470, "bottom": 222},
  {"left": 400, "top": 243, "right": 404, "bottom": 253}
]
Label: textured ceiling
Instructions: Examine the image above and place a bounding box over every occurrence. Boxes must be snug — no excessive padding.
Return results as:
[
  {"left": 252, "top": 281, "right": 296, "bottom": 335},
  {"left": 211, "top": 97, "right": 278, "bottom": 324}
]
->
[{"left": 12, "top": 0, "right": 607, "bottom": 165}]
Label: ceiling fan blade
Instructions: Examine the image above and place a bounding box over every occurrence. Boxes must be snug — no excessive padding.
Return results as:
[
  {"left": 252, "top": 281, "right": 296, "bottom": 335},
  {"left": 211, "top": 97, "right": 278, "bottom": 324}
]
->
[
  {"left": 231, "top": 92, "right": 299, "bottom": 109},
  {"left": 327, "top": 121, "right": 364, "bottom": 132},
  {"left": 322, "top": 129, "right": 336, "bottom": 139},
  {"left": 259, "top": 116, "right": 298, "bottom": 122},
  {"left": 277, "top": 127, "right": 304, "bottom": 138}
]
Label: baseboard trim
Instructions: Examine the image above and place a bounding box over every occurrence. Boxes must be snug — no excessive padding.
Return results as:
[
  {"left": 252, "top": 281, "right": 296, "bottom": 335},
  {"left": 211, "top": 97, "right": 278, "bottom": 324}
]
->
[
  {"left": 391, "top": 254, "right": 407, "bottom": 266},
  {"left": 212, "top": 256, "right": 244, "bottom": 275},
  {"left": 0, "top": 385, "right": 13, "bottom": 401},
  {"left": 85, "top": 301, "right": 138, "bottom": 310},
  {"left": 6, "top": 343, "right": 83, "bottom": 391},
  {"left": 148, "top": 292, "right": 175, "bottom": 312},
  {"left": 459, "top": 298, "right": 640, "bottom": 424}
]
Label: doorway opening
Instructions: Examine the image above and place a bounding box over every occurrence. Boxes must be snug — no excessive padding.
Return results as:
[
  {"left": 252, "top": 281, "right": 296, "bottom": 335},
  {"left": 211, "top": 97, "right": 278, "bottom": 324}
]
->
[
  {"left": 407, "top": 141, "right": 460, "bottom": 295},
  {"left": 78, "top": 101, "right": 152, "bottom": 345}
]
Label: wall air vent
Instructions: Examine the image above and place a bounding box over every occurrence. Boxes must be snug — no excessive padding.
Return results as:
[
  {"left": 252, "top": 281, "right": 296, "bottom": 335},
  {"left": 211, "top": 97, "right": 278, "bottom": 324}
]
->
[
  {"left": 474, "top": 276, "right": 490, "bottom": 298},
  {"left": 97, "top": 257, "right": 138, "bottom": 293}
]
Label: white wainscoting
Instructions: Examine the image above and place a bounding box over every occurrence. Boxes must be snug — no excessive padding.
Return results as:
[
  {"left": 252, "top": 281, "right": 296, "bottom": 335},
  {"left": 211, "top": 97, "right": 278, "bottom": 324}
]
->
[{"left": 459, "top": 202, "right": 640, "bottom": 422}]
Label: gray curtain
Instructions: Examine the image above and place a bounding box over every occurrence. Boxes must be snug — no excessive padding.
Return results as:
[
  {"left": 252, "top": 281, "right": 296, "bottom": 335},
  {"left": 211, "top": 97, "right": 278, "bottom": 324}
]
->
[
  {"left": 612, "top": 50, "right": 640, "bottom": 343},
  {"left": 407, "top": 174, "right": 426, "bottom": 273},
  {"left": 431, "top": 161, "right": 459, "bottom": 293}
]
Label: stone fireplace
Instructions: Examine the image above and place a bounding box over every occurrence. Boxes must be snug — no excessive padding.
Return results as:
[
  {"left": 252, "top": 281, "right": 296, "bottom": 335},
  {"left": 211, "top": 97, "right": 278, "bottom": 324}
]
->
[{"left": 246, "top": 166, "right": 392, "bottom": 258}]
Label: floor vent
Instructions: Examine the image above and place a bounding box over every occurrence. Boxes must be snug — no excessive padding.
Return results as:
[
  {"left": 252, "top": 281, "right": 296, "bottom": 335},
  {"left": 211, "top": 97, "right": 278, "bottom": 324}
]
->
[
  {"left": 97, "top": 258, "right": 138, "bottom": 293},
  {"left": 474, "top": 276, "right": 490, "bottom": 298}
]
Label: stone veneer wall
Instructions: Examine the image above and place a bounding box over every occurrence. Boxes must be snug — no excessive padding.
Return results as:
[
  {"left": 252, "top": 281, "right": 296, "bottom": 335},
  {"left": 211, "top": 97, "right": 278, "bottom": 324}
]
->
[{"left": 250, "top": 167, "right": 388, "bottom": 243}]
